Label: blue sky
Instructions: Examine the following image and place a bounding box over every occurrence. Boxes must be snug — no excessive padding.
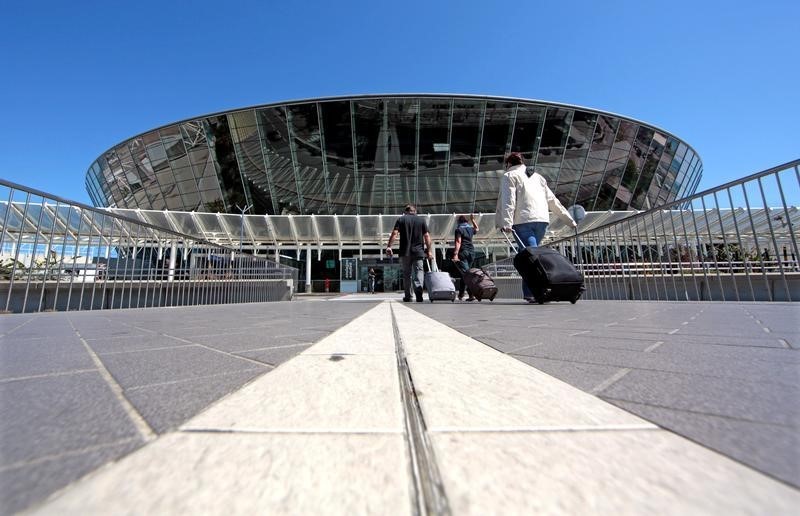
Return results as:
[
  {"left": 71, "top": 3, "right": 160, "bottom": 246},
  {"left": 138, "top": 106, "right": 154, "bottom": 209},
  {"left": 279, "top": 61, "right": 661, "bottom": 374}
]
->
[{"left": 1, "top": 0, "right": 797, "bottom": 205}]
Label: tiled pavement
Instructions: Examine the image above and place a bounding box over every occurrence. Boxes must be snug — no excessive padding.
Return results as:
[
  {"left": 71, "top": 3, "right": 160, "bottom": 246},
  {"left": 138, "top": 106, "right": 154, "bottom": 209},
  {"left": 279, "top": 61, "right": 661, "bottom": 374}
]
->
[{"left": 0, "top": 297, "right": 798, "bottom": 514}]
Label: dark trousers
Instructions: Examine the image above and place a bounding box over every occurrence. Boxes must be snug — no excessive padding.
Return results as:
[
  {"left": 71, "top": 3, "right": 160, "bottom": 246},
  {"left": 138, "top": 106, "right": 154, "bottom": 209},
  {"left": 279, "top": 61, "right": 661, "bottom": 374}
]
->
[
  {"left": 455, "top": 255, "right": 472, "bottom": 298},
  {"left": 401, "top": 256, "right": 424, "bottom": 300}
]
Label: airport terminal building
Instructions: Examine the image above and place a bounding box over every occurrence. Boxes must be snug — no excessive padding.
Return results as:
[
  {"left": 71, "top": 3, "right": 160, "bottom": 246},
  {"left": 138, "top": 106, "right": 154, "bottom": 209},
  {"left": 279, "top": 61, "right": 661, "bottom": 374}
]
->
[{"left": 84, "top": 94, "right": 703, "bottom": 291}]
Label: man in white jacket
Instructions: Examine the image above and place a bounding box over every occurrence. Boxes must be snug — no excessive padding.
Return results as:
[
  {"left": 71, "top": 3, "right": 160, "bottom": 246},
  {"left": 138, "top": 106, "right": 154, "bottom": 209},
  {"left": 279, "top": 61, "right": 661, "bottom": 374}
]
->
[{"left": 496, "top": 152, "right": 577, "bottom": 301}]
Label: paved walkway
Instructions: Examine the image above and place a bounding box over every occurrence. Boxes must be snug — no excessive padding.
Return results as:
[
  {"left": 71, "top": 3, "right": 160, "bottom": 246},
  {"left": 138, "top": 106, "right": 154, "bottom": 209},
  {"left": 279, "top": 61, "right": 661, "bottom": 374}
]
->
[{"left": 1, "top": 297, "right": 798, "bottom": 514}]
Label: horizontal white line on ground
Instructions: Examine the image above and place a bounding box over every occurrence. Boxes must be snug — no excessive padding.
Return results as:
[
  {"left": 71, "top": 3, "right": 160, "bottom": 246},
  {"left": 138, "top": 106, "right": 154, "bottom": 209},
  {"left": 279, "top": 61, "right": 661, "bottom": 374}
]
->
[
  {"left": 0, "top": 437, "right": 142, "bottom": 473},
  {"left": 126, "top": 367, "right": 268, "bottom": 392},
  {"left": 427, "top": 424, "right": 660, "bottom": 433},
  {"left": 0, "top": 368, "right": 97, "bottom": 384},
  {"left": 178, "top": 427, "right": 404, "bottom": 435}
]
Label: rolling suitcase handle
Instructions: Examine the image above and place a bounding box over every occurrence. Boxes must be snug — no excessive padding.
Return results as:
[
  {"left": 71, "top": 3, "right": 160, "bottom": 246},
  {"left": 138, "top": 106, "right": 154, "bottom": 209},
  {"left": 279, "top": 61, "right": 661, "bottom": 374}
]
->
[
  {"left": 425, "top": 258, "right": 440, "bottom": 273},
  {"left": 501, "top": 228, "right": 523, "bottom": 253}
]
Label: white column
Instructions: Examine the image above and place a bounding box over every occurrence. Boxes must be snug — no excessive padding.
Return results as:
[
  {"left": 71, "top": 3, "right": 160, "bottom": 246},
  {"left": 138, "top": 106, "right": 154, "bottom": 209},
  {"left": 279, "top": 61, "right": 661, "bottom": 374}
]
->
[
  {"left": 168, "top": 241, "right": 177, "bottom": 282},
  {"left": 305, "top": 245, "right": 312, "bottom": 289}
]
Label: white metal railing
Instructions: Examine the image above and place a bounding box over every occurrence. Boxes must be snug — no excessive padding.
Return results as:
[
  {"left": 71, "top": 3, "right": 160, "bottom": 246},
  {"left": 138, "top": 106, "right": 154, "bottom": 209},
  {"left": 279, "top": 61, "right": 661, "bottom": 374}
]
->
[
  {"left": 539, "top": 159, "right": 800, "bottom": 301},
  {"left": 1, "top": 179, "right": 298, "bottom": 313}
]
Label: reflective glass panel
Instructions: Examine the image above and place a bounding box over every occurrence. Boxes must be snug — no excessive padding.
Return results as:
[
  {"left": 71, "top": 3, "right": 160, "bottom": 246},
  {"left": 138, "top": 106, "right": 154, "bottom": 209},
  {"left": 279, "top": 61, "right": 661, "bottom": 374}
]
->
[
  {"left": 555, "top": 111, "right": 597, "bottom": 204},
  {"left": 418, "top": 99, "right": 451, "bottom": 213},
  {"left": 574, "top": 115, "right": 619, "bottom": 209},
  {"left": 630, "top": 131, "right": 666, "bottom": 209},
  {"left": 143, "top": 132, "right": 182, "bottom": 210},
  {"left": 206, "top": 115, "right": 247, "bottom": 212},
  {"left": 510, "top": 103, "right": 545, "bottom": 162},
  {"left": 536, "top": 108, "right": 572, "bottom": 166},
  {"left": 613, "top": 126, "right": 653, "bottom": 209},
  {"left": 288, "top": 103, "right": 328, "bottom": 214},
  {"left": 470, "top": 102, "right": 513, "bottom": 213},
  {"left": 258, "top": 107, "right": 300, "bottom": 214},
  {"left": 659, "top": 142, "right": 688, "bottom": 205},
  {"left": 646, "top": 137, "right": 678, "bottom": 208},
  {"left": 594, "top": 120, "right": 636, "bottom": 210},
  {"left": 446, "top": 100, "right": 482, "bottom": 212},
  {"left": 319, "top": 101, "right": 356, "bottom": 213}
]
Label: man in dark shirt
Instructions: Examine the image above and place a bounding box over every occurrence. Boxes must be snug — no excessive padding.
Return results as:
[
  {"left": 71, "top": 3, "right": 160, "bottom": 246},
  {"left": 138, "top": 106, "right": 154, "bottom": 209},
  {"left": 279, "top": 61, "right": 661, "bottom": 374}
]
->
[{"left": 385, "top": 204, "right": 433, "bottom": 302}]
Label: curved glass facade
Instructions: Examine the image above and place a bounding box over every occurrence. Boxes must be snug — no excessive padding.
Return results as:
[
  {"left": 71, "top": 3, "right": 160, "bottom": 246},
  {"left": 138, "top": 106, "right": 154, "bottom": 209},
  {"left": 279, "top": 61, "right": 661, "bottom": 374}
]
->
[{"left": 86, "top": 95, "right": 702, "bottom": 215}]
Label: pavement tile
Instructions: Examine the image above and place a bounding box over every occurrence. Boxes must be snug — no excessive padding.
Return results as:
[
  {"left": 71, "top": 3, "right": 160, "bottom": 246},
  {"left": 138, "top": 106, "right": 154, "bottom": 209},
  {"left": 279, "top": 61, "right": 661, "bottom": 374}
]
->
[
  {"left": 430, "top": 430, "right": 800, "bottom": 515},
  {"left": 184, "top": 331, "right": 301, "bottom": 352},
  {"left": 86, "top": 334, "right": 196, "bottom": 354},
  {"left": 125, "top": 368, "right": 266, "bottom": 434},
  {"left": 185, "top": 354, "right": 403, "bottom": 432},
  {"left": 654, "top": 340, "right": 800, "bottom": 364},
  {"left": 610, "top": 399, "right": 800, "bottom": 488},
  {"left": 0, "top": 372, "right": 140, "bottom": 465},
  {"left": 512, "top": 341, "right": 800, "bottom": 385},
  {"left": 303, "top": 302, "right": 395, "bottom": 355},
  {"left": 0, "top": 320, "right": 75, "bottom": 340},
  {"left": 600, "top": 369, "right": 800, "bottom": 426},
  {"left": 404, "top": 350, "right": 647, "bottom": 431},
  {"left": 71, "top": 325, "right": 151, "bottom": 340},
  {"left": 0, "top": 334, "right": 94, "bottom": 380},
  {"left": 393, "top": 305, "right": 498, "bottom": 356},
  {"left": 234, "top": 344, "right": 311, "bottom": 366},
  {"left": 99, "top": 345, "right": 264, "bottom": 389},
  {"left": 511, "top": 355, "right": 628, "bottom": 392},
  {"left": 27, "top": 432, "right": 410, "bottom": 515},
  {"left": 654, "top": 332, "right": 789, "bottom": 348},
  {"left": 0, "top": 439, "right": 142, "bottom": 516}
]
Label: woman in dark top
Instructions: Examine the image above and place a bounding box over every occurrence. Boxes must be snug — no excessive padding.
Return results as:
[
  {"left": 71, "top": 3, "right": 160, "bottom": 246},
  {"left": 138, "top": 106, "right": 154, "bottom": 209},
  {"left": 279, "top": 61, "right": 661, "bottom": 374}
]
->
[{"left": 453, "top": 214, "right": 479, "bottom": 301}]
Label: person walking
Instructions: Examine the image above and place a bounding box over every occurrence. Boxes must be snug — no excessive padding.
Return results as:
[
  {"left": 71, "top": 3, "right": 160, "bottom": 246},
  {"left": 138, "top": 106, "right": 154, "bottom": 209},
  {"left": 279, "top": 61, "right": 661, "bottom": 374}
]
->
[
  {"left": 385, "top": 204, "right": 433, "bottom": 302},
  {"left": 368, "top": 267, "right": 376, "bottom": 294},
  {"left": 496, "top": 152, "right": 577, "bottom": 302},
  {"left": 452, "top": 214, "right": 479, "bottom": 301}
]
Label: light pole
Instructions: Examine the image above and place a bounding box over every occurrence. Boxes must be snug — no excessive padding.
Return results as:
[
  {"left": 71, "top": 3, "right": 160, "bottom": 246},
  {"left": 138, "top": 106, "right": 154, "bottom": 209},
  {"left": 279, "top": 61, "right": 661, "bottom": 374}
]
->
[{"left": 236, "top": 203, "right": 253, "bottom": 255}]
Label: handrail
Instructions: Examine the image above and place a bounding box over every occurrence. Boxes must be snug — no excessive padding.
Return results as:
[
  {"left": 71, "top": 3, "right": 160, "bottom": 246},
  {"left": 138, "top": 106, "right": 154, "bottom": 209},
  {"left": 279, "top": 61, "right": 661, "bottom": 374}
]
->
[{"left": 549, "top": 158, "right": 800, "bottom": 247}]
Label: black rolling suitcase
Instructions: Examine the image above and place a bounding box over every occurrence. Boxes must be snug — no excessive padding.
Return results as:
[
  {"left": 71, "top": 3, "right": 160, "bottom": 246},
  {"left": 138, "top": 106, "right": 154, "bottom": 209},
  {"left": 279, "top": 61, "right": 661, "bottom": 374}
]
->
[{"left": 506, "top": 230, "right": 585, "bottom": 304}]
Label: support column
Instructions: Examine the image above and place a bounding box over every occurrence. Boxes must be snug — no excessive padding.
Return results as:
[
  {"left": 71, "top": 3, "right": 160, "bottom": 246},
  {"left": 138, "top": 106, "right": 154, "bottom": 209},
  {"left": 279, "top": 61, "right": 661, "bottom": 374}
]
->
[
  {"left": 305, "top": 245, "right": 312, "bottom": 290},
  {"left": 168, "top": 241, "right": 177, "bottom": 282}
]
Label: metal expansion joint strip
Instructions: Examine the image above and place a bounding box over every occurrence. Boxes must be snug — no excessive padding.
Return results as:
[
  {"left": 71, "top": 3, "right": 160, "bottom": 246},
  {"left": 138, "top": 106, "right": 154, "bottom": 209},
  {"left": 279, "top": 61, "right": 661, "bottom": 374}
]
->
[{"left": 390, "top": 304, "right": 451, "bottom": 516}]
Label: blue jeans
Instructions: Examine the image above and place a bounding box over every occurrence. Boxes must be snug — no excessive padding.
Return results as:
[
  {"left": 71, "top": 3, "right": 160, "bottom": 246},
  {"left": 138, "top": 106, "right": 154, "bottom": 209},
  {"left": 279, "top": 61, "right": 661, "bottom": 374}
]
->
[{"left": 512, "top": 221, "right": 548, "bottom": 298}]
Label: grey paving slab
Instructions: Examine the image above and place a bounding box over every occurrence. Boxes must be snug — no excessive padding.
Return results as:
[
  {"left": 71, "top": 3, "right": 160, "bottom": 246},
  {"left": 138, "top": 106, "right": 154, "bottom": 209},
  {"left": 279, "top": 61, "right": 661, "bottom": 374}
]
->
[
  {"left": 512, "top": 355, "right": 627, "bottom": 392},
  {"left": 85, "top": 334, "right": 197, "bottom": 354},
  {"left": 181, "top": 331, "right": 300, "bottom": 351},
  {"left": 510, "top": 341, "right": 800, "bottom": 386},
  {"left": 0, "top": 439, "right": 142, "bottom": 516},
  {"left": 611, "top": 399, "right": 800, "bottom": 488},
  {"left": 234, "top": 343, "right": 312, "bottom": 365},
  {"left": 0, "top": 320, "right": 75, "bottom": 340},
  {"left": 600, "top": 369, "right": 800, "bottom": 426},
  {"left": 650, "top": 332, "right": 790, "bottom": 348},
  {"left": 0, "top": 372, "right": 141, "bottom": 466},
  {"left": 125, "top": 368, "right": 266, "bottom": 433},
  {"left": 654, "top": 340, "right": 800, "bottom": 364},
  {"left": 99, "top": 345, "right": 266, "bottom": 389},
  {"left": 0, "top": 334, "right": 94, "bottom": 380}
]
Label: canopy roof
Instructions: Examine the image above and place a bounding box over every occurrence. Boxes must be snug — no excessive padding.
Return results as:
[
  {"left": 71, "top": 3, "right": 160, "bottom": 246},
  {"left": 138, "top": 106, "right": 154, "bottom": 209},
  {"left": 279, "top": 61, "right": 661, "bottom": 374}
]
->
[{"left": 2, "top": 202, "right": 795, "bottom": 252}]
